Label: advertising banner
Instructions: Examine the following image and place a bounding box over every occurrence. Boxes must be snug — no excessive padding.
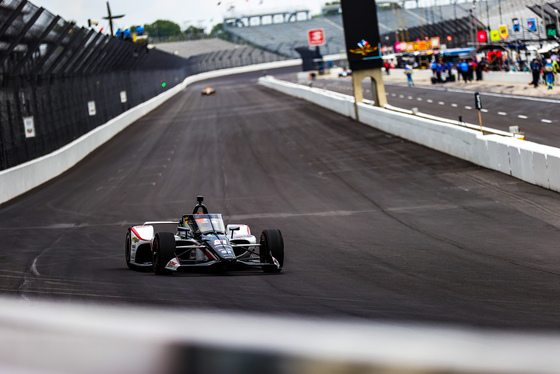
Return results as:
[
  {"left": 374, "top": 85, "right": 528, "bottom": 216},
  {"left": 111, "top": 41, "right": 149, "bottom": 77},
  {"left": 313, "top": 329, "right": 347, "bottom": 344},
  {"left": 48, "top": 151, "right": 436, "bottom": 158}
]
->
[
  {"left": 513, "top": 18, "right": 520, "bottom": 32},
  {"left": 308, "top": 29, "right": 325, "bottom": 46},
  {"left": 527, "top": 18, "right": 537, "bottom": 32},
  {"left": 499, "top": 25, "right": 509, "bottom": 39},
  {"left": 477, "top": 30, "right": 488, "bottom": 43}
]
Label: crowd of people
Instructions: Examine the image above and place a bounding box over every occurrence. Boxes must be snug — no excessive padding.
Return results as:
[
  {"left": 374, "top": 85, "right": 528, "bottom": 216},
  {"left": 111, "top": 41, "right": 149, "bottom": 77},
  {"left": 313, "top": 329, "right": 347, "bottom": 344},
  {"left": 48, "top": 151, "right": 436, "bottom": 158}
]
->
[
  {"left": 429, "top": 58, "right": 489, "bottom": 84},
  {"left": 385, "top": 51, "right": 560, "bottom": 89},
  {"left": 529, "top": 57, "right": 560, "bottom": 89}
]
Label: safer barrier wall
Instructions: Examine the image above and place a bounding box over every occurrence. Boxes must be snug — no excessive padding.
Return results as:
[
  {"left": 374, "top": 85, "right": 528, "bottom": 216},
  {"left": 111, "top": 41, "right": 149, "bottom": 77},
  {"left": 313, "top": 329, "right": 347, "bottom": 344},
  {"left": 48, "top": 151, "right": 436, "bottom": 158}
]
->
[{"left": 258, "top": 76, "right": 560, "bottom": 193}]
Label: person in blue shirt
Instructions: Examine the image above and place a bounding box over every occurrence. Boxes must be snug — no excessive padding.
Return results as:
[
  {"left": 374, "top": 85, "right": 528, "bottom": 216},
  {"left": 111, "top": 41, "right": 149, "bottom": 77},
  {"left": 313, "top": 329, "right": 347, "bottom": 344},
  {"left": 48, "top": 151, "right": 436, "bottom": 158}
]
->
[
  {"left": 436, "top": 61, "right": 443, "bottom": 82},
  {"left": 458, "top": 59, "right": 469, "bottom": 82},
  {"left": 544, "top": 59, "right": 554, "bottom": 89}
]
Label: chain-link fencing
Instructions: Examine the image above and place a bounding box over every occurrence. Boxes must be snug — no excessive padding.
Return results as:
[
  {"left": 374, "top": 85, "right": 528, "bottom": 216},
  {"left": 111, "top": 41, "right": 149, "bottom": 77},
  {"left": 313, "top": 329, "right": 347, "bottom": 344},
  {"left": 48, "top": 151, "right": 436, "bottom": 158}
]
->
[{"left": 0, "top": 0, "right": 285, "bottom": 170}]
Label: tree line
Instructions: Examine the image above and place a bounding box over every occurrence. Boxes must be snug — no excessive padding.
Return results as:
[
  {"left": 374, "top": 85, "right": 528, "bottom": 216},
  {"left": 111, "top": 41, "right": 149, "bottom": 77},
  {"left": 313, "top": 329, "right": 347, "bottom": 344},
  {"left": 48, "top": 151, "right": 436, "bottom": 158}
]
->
[{"left": 128, "top": 20, "right": 229, "bottom": 42}]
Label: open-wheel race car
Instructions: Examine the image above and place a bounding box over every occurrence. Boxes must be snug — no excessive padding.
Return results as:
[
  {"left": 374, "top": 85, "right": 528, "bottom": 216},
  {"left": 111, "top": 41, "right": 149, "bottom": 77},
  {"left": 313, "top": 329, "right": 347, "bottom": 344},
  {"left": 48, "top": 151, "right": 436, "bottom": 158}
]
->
[
  {"left": 125, "top": 196, "right": 284, "bottom": 275},
  {"left": 201, "top": 86, "right": 216, "bottom": 96}
]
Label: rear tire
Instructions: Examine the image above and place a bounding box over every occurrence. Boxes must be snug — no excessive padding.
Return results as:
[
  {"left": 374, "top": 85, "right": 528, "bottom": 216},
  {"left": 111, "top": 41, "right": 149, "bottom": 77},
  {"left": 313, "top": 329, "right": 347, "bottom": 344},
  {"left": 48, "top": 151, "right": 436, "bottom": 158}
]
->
[
  {"left": 153, "top": 232, "right": 176, "bottom": 275},
  {"left": 260, "top": 229, "right": 284, "bottom": 273}
]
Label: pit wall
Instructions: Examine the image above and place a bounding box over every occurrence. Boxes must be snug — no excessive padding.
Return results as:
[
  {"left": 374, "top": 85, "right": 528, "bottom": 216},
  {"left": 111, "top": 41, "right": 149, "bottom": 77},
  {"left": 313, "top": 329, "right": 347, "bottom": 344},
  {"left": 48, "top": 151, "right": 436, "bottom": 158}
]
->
[
  {"left": 258, "top": 76, "right": 560, "bottom": 193},
  {"left": 0, "top": 60, "right": 301, "bottom": 205},
  {"left": 386, "top": 68, "right": 532, "bottom": 84}
]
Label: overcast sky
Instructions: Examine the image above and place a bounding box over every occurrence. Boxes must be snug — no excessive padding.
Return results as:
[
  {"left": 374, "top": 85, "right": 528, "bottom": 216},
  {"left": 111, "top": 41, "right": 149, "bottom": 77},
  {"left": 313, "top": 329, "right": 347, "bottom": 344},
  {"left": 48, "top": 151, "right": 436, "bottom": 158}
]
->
[{"left": 29, "top": 0, "right": 328, "bottom": 32}]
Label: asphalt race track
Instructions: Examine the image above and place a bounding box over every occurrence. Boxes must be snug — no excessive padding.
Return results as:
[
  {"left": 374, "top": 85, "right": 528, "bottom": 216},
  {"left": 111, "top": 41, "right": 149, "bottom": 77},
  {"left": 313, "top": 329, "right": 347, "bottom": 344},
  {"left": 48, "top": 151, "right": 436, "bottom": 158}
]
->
[{"left": 3, "top": 69, "right": 560, "bottom": 330}]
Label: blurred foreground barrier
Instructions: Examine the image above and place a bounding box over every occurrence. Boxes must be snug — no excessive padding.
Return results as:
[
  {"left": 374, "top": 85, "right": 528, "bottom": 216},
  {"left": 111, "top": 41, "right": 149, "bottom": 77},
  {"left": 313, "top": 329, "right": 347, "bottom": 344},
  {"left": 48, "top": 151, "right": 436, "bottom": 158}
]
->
[
  {"left": 258, "top": 76, "right": 560, "bottom": 193},
  {"left": 1, "top": 296, "right": 560, "bottom": 374}
]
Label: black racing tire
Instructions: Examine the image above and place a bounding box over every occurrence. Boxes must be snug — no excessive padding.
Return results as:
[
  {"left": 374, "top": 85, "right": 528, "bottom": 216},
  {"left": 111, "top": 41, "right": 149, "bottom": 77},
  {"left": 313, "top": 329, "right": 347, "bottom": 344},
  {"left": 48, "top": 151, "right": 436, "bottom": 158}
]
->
[
  {"left": 125, "top": 229, "right": 136, "bottom": 270},
  {"left": 152, "top": 232, "right": 176, "bottom": 275},
  {"left": 260, "top": 229, "right": 284, "bottom": 273}
]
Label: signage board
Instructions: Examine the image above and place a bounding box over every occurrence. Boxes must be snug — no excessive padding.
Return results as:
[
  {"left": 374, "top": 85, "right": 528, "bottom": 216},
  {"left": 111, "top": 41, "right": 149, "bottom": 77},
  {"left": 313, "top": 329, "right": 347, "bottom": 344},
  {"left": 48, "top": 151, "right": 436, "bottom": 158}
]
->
[
  {"left": 475, "top": 92, "right": 482, "bottom": 110},
  {"left": 528, "top": 18, "right": 537, "bottom": 32},
  {"left": 340, "top": 0, "right": 383, "bottom": 70},
  {"left": 23, "top": 116, "right": 35, "bottom": 138},
  {"left": 308, "top": 29, "right": 325, "bottom": 46},
  {"left": 88, "top": 101, "right": 96, "bottom": 116}
]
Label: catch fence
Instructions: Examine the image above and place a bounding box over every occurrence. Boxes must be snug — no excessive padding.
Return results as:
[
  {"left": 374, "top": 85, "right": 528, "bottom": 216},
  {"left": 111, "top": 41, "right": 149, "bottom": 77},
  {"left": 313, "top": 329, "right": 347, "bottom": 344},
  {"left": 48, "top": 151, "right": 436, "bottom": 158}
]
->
[{"left": 0, "top": 0, "right": 285, "bottom": 171}]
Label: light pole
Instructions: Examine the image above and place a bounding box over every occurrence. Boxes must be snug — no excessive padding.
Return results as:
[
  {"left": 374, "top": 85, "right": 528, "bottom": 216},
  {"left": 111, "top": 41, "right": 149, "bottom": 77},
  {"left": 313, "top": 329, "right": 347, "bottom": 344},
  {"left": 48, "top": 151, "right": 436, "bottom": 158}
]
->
[
  {"left": 541, "top": 0, "right": 546, "bottom": 39},
  {"left": 102, "top": 2, "right": 124, "bottom": 36},
  {"left": 471, "top": 0, "right": 477, "bottom": 47},
  {"left": 554, "top": 9, "right": 558, "bottom": 37}
]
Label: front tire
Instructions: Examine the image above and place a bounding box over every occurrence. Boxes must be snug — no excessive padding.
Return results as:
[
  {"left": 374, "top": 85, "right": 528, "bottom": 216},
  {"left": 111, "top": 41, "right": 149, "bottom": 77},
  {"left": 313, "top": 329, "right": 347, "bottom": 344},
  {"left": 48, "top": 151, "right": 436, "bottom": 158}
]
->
[
  {"left": 260, "top": 229, "right": 284, "bottom": 273},
  {"left": 153, "top": 232, "right": 176, "bottom": 275}
]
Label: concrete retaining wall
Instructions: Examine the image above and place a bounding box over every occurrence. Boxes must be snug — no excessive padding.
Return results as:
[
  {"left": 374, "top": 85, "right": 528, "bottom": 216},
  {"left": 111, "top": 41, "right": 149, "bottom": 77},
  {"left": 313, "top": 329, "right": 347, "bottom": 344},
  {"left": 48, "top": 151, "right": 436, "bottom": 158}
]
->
[
  {"left": 0, "top": 59, "right": 301, "bottom": 205},
  {"left": 258, "top": 76, "right": 560, "bottom": 193}
]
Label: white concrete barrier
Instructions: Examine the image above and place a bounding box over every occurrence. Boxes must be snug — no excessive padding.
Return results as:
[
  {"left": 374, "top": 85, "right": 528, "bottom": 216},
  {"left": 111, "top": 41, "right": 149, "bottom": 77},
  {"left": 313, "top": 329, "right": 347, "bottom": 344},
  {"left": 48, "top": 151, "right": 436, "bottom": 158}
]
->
[
  {"left": 1, "top": 296, "right": 560, "bottom": 374},
  {"left": 258, "top": 76, "right": 560, "bottom": 193},
  {"left": 0, "top": 60, "right": 302, "bottom": 205}
]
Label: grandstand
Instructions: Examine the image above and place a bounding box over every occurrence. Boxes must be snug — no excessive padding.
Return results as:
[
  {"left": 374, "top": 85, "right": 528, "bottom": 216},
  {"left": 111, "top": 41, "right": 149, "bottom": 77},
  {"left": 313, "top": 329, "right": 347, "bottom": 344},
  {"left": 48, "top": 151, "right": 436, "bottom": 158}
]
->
[
  {"left": 151, "top": 38, "right": 287, "bottom": 72},
  {"left": 154, "top": 38, "right": 240, "bottom": 59},
  {"left": 223, "top": 3, "right": 482, "bottom": 58},
  {"left": 223, "top": 0, "right": 553, "bottom": 58},
  {"left": 184, "top": 44, "right": 288, "bottom": 74},
  {"left": 225, "top": 16, "right": 346, "bottom": 58}
]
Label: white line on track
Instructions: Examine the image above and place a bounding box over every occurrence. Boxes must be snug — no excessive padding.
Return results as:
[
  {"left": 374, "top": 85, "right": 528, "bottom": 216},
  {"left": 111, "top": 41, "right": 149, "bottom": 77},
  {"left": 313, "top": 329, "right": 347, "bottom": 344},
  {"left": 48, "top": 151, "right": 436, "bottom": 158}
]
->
[
  {"left": 408, "top": 96, "right": 413, "bottom": 99},
  {"left": 451, "top": 103, "right": 458, "bottom": 107},
  {"left": 438, "top": 101, "right": 445, "bottom": 105},
  {"left": 427, "top": 99, "right": 433, "bottom": 103},
  {"left": 465, "top": 106, "right": 472, "bottom": 110},
  {"left": 498, "top": 112, "right": 507, "bottom": 116},
  {"left": 399, "top": 94, "right": 404, "bottom": 98},
  {"left": 542, "top": 119, "right": 553, "bottom": 123},
  {"left": 481, "top": 109, "right": 489, "bottom": 113},
  {"left": 31, "top": 258, "right": 40, "bottom": 276},
  {"left": 518, "top": 115, "right": 528, "bottom": 119},
  {"left": 417, "top": 98, "right": 422, "bottom": 101},
  {"left": 386, "top": 82, "right": 560, "bottom": 104}
]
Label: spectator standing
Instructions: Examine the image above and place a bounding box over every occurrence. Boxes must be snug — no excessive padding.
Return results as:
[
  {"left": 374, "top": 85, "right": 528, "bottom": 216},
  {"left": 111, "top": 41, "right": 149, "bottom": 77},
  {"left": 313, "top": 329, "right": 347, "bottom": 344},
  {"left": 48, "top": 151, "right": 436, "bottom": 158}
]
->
[
  {"left": 430, "top": 60, "right": 437, "bottom": 75},
  {"left": 553, "top": 58, "right": 560, "bottom": 85},
  {"left": 544, "top": 58, "right": 555, "bottom": 89},
  {"left": 476, "top": 58, "right": 485, "bottom": 80},
  {"left": 467, "top": 59, "right": 474, "bottom": 81},
  {"left": 441, "top": 62, "right": 448, "bottom": 82},
  {"left": 404, "top": 64, "right": 414, "bottom": 87},
  {"left": 435, "top": 60, "right": 443, "bottom": 82},
  {"left": 384, "top": 60, "right": 391, "bottom": 75},
  {"left": 459, "top": 59, "right": 469, "bottom": 82},
  {"left": 530, "top": 58, "right": 541, "bottom": 88},
  {"left": 447, "top": 61, "right": 455, "bottom": 81}
]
